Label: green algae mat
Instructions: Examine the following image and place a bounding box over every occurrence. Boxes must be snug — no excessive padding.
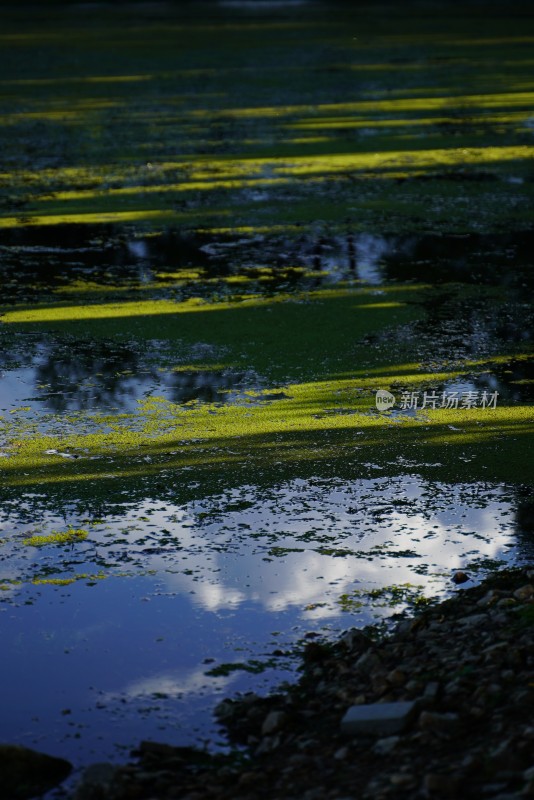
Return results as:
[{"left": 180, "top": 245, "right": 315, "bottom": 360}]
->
[{"left": 0, "top": 0, "right": 532, "bottom": 774}]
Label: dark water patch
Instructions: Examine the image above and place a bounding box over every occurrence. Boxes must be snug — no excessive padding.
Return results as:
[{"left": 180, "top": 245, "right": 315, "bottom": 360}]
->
[
  {"left": 423, "top": 290, "right": 532, "bottom": 356},
  {"left": 1, "top": 225, "right": 533, "bottom": 308},
  {"left": 438, "top": 367, "right": 534, "bottom": 404},
  {"left": 386, "top": 359, "right": 534, "bottom": 408},
  {"left": 367, "top": 279, "right": 533, "bottom": 369},
  {"left": 195, "top": 228, "right": 534, "bottom": 291},
  {"left": 399, "top": 170, "right": 498, "bottom": 183},
  {"left": 0, "top": 334, "right": 263, "bottom": 415},
  {"left": 0, "top": 224, "right": 337, "bottom": 305},
  {"left": 473, "top": 357, "right": 534, "bottom": 403},
  {"left": 380, "top": 229, "right": 534, "bottom": 287},
  {"left": 0, "top": 224, "right": 216, "bottom": 304}
]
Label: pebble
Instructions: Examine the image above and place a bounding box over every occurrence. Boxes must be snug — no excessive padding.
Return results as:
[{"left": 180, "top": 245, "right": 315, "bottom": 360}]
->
[
  {"left": 237, "top": 772, "right": 258, "bottom": 787},
  {"left": 423, "top": 772, "right": 459, "bottom": 796},
  {"left": 373, "top": 736, "right": 399, "bottom": 755},
  {"left": 452, "top": 571, "right": 470, "bottom": 584},
  {"left": 457, "top": 613, "right": 488, "bottom": 627},
  {"left": 75, "top": 763, "right": 118, "bottom": 798},
  {"left": 477, "top": 590, "right": 501, "bottom": 607},
  {"left": 261, "top": 710, "right": 287, "bottom": 736},
  {"left": 513, "top": 584, "right": 534, "bottom": 601},
  {"left": 355, "top": 650, "right": 382, "bottom": 673},
  {"left": 419, "top": 711, "right": 460, "bottom": 733},
  {"left": 389, "top": 772, "right": 415, "bottom": 787},
  {"left": 424, "top": 681, "right": 440, "bottom": 700},
  {"left": 386, "top": 668, "right": 407, "bottom": 687},
  {"left": 341, "top": 701, "right": 417, "bottom": 736},
  {"left": 254, "top": 735, "right": 280, "bottom": 755},
  {"left": 341, "top": 629, "right": 371, "bottom": 651}
]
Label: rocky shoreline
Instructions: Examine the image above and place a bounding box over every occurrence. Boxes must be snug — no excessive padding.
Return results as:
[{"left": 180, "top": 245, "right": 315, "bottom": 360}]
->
[{"left": 71, "top": 566, "right": 533, "bottom": 800}]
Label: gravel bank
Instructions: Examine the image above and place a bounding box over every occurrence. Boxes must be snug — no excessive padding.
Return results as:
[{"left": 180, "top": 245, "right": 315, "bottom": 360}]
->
[{"left": 75, "top": 566, "right": 534, "bottom": 800}]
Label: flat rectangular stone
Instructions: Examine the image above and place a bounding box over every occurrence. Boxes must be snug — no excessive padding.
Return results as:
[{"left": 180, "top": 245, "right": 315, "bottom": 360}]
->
[{"left": 341, "top": 701, "right": 417, "bottom": 736}]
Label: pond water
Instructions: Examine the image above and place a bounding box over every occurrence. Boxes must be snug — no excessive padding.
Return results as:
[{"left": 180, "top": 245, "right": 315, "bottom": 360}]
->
[
  {"left": 0, "top": 219, "right": 532, "bottom": 785},
  {"left": 0, "top": 2, "right": 533, "bottom": 792},
  {"left": 0, "top": 216, "right": 533, "bottom": 781},
  {"left": 0, "top": 475, "right": 527, "bottom": 770}
]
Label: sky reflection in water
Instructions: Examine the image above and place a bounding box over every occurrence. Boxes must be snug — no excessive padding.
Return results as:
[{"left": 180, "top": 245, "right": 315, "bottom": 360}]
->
[{"left": 0, "top": 475, "right": 523, "bottom": 767}]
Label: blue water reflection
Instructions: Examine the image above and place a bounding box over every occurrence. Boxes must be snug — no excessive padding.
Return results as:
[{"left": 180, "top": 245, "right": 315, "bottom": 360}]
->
[{"left": 0, "top": 475, "right": 524, "bottom": 769}]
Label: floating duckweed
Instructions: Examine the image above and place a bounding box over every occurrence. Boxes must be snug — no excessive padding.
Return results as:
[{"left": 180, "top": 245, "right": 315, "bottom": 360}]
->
[
  {"left": 31, "top": 572, "right": 106, "bottom": 586},
  {"left": 25, "top": 528, "right": 89, "bottom": 547},
  {"left": 338, "top": 582, "right": 430, "bottom": 612}
]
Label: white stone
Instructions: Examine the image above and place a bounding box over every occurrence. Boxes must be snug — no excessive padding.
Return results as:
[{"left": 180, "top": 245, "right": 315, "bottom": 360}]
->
[{"left": 340, "top": 701, "right": 416, "bottom": 736}]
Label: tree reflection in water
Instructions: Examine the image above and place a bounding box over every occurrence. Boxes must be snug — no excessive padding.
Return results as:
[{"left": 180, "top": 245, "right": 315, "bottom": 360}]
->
[{"left": 33, "top": 340, "right": 261, "bottom": 412}]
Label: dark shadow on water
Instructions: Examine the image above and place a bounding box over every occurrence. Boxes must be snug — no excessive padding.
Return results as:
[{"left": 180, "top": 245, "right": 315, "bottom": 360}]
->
[
  {"left": 381, "top": 229, "right": 534, "bottom": 287},
  {"left": 2, "top": 225, "right": 534, "bottom": 304}
]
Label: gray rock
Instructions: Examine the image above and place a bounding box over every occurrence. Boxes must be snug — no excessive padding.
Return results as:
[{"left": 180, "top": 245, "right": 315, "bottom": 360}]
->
[
  {"left": 261, "top": 710, "right": 287, "bottom": 735},
  {"left": 497, "top": 598, "right": 517, "bottom": 608},
  {"left": 457, "top": 613, "right": 488, "bottom": 627},
  {"left": 355, "top": 649, "right": 382, "bottom": 674},
  {"left": 424, "top": 681, "right": 440, "bottom": 700},
  {"left": 477, "top": 590, "right": 501, "bottom": 607},
  {"left": 214, "top": 699, "right": 235, "bottom": 720},
  {"left": 423, "top": 772, "right": 460, "bottom": 797},
  {"left": 484, "top": 784, "right": 525, "bottom": 800},
  {"left": 393, "top": 619, "right": 413, "bottom": 639},
  {"left": 452, "top": 571, "right": 470, "bottom": 584},
  {"left": 419, "top": 711, "right": 460, "bottom": 733},
  {"left": 372, "top": 736, "right": 400, "bottom": 755},
  {"left": 386, "top": 668, "right": 406, "bottom": 687},
  {"left": 75, "top": 763, "right": 119, "bottom": 800},
  {"left": 254, "top": 734, "right": 281, "bottom": 755},
  {"left": 390, "top": 772, "right": 416, "bottom": 787},
  {"left": 513, "top": 584, "right": 534, "bottom": 601},
  {"left": 341, "top": 629, "right": 371, "bottom": 651},
  {"left": 237, "top": 771, "right": 259, "bottom": 787},
  {"left": 0, "top": 744, "right": 72, "bottom": 800},
  {"left": 341, "top": 701, "right": 417, "bottom": 736}
]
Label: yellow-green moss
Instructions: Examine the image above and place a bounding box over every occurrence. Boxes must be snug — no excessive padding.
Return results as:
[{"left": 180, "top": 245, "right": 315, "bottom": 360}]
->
[{"left": 25, "top": 529, "right": 89, "bottom": 547}]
